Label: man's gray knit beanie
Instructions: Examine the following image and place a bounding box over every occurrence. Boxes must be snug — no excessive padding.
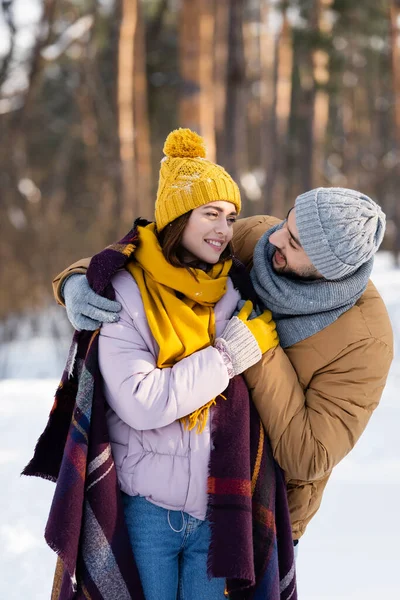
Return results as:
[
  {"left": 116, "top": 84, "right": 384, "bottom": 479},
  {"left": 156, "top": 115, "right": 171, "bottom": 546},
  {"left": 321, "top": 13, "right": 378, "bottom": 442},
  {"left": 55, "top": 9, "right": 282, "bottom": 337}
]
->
[{"left": 295, "top": 187, "right": 386, "bottom": 280}]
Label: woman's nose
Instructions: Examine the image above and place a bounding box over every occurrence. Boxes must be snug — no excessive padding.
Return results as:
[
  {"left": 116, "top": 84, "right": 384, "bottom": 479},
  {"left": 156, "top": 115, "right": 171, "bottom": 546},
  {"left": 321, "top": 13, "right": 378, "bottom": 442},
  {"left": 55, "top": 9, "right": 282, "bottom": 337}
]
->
[{"left": 215, "top": 218, "right": 229, "bottom": 235}]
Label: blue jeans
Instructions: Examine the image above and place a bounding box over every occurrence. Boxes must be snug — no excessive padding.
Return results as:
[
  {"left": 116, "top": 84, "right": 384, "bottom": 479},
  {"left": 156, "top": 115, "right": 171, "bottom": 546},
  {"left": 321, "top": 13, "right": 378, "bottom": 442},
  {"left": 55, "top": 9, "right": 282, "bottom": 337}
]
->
[{"left": 122, "top": 494, "right": 226, "bottom": 600}]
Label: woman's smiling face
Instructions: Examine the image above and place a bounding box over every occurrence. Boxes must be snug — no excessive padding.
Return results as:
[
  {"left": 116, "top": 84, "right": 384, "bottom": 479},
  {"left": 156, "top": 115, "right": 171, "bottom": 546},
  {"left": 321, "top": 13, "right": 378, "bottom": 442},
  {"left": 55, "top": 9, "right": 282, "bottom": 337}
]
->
[{"left": 180, "top": 201, "right": 237, "bottom": 264}]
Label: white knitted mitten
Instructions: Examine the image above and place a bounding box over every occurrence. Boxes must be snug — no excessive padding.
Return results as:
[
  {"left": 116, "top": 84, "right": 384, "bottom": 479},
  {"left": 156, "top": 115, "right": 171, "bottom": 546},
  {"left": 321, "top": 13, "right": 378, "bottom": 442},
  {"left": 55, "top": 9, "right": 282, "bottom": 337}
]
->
[{"left": 215, "top": 317, "right": 262, "bottom": 378}]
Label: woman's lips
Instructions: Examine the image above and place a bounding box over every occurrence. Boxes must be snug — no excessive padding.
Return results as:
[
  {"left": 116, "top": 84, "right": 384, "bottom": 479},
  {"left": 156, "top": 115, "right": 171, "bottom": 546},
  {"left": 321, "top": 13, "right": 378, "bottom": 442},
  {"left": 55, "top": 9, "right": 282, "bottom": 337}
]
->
[{"left": 205, "top": 239, "right": 224, "bottom": 252}]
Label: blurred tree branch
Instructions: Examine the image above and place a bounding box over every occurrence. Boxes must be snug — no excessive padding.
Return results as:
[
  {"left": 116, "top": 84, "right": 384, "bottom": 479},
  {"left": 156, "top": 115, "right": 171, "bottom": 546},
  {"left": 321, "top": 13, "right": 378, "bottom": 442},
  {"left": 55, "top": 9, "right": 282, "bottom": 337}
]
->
[{"left": 0, "top": 0, "right": 16, "bottom": 90}]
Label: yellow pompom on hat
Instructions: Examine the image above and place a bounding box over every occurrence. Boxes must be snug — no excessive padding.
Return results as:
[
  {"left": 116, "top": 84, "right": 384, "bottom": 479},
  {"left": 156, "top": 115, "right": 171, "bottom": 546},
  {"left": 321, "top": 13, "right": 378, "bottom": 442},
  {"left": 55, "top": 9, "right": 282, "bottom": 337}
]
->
[{"left": 155, "top": 128, "right": 241, "bottom": 231}]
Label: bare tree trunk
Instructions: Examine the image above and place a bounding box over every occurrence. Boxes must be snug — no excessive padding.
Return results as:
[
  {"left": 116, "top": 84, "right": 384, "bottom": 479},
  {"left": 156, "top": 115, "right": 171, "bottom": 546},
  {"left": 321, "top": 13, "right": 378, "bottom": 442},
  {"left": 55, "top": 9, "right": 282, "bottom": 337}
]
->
[
  {"left": 134, "top": 0, "right": 152, "bottom": 220},
  {"left": 340, "top": 27, "right": 359, "bottom": 191},
  {"left": 215, "top": 0, "right": 230, "bottom": 164},
  {"left": 390, "top": 1, "right": 400, "bottom": 147},
  {"left": 179, "top": 0, "right": 216, "bottom": 160},
  {"left": 5, "top": 0, "right": 58, "bottom": 311},
  {"left": 179, "top": 0, "right": 201, "bottom": 129},
  {"left": 10, "top": 0, "right": 57, "bottom": 181},
  {"left": 275, "top": 12, "right": 293, "bottom": 142},
  {"left": 259, "top": 0, "right": 277, "bottom": 214},
  {"left": 299, "top": 4, "right": 318, "bottom": 193},
  {"left": 243, "top": 6, "right": 261, "bottom": 131},
  {"left": 311, "top": 0, "right": 332, "bottom": 187},
  {"left": 199, "top": 0, "right": 216, "bottom": 161},
  {"left": 341, "top": 89, "right": 358, "bottom": 189},
  {"left": 223, "top": 0, "right": 247, "bottom": 194},
  {"left": 118, "top": 0, "right": 138, "bottom": 226},
  {"left": 267, "top": 7, "right": 293, "bottom": 216},
  {"left": 390, "top": 0, "right": 400, "bottom": 264},
  {"left": 0, "top": 0, "right": 17, "bottom": 90}
]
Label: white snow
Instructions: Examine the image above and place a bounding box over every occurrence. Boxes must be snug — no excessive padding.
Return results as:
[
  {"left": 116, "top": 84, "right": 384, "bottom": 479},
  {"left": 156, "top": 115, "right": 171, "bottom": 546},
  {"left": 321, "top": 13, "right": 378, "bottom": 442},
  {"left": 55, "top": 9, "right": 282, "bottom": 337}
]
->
[
  {"left": 1, "top": 252, "right": 399, "bottom": 598},
  {"left": 1, "top": 379, "right": 57, "bottom": 599},
  {"left": 296, "top": 252, "right": 400, "bottom": 599}
]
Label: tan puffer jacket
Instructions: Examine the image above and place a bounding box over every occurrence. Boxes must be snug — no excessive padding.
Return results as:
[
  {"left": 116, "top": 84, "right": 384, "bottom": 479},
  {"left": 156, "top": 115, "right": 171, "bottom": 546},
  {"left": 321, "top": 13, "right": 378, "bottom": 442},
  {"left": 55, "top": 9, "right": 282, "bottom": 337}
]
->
[
  {"left": 233, "top": 216, "right": 393, "bottom": 538},
  {"left": 52, "top": 215, "right": 394, "bottom": 539}
]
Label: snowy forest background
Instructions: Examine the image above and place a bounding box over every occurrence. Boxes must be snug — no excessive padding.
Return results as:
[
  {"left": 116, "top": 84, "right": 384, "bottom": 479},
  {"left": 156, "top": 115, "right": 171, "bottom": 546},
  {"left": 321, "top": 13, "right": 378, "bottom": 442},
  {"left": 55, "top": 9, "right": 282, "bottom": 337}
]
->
[
  {"left": 0, "top": 0, "right": 399, "bottom": 598},
  {"left": 1, "top": 0, "right": 400, "bottom": 322}
]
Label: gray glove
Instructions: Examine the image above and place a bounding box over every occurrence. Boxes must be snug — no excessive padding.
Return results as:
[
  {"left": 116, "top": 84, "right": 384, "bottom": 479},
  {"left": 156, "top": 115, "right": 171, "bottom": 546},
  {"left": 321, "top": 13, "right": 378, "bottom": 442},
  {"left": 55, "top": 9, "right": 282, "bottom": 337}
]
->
[{"left": 63, "top": 274, "right": 122, "bottom": 331}]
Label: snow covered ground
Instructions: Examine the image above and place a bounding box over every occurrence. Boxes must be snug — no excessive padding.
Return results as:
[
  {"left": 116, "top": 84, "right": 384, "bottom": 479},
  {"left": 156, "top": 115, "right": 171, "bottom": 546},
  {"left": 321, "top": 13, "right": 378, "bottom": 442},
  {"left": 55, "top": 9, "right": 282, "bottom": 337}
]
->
[{"left": 1, "top": 252, "right": 399, "bottom": 599}]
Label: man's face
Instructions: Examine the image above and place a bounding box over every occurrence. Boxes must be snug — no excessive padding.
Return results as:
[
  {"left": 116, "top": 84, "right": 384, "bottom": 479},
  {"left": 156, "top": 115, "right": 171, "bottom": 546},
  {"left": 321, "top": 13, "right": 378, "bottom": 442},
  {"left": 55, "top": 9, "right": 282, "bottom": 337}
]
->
[{"left": 269, "top": 208, "right": 322, "bottom": 281}]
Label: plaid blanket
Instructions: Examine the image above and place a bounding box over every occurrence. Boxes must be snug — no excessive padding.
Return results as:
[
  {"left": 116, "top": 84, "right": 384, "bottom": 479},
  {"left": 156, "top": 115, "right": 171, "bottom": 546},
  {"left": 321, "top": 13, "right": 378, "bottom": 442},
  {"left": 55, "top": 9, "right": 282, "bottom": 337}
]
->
[{"left": 23, "top": 221, "right": 297, "bottom": 599}]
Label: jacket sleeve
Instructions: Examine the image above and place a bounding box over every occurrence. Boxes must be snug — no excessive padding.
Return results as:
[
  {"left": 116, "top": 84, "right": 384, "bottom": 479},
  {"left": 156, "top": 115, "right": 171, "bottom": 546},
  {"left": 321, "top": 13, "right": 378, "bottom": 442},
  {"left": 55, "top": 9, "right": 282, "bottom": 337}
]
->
[
  {"left": 98, "top": 302, "right": 230, "bottom": 432},
  {"left": 244, "top": 338, "right": 393, "bottom": 481},
  {"left": 52, "top": 257, "right": 91, "bottom": 306},
  {"left": 232, "top": 215, "right": 281, "bottom": 267}
]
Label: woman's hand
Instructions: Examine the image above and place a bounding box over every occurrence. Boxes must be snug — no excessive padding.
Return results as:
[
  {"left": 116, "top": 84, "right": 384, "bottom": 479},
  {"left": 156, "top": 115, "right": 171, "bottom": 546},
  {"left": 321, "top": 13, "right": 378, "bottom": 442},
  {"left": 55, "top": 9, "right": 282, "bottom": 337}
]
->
[{"left": 215, "top": 300, "right": 279, "bottom": 377}]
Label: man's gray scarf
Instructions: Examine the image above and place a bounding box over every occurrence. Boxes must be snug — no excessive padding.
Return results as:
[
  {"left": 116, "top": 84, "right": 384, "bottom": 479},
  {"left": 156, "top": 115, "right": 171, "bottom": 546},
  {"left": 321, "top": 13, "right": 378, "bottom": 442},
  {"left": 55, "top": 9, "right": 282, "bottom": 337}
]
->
[{"left": 250, "top": 223, "right": 373, "bottom": 348}]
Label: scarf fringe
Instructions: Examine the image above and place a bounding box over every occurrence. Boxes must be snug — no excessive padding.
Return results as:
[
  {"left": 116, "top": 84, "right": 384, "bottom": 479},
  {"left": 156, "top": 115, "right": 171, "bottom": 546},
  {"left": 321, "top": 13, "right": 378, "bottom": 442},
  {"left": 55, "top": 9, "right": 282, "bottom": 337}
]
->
[{"left": 180, "top": 394, "right": 227, "bottom": 434}]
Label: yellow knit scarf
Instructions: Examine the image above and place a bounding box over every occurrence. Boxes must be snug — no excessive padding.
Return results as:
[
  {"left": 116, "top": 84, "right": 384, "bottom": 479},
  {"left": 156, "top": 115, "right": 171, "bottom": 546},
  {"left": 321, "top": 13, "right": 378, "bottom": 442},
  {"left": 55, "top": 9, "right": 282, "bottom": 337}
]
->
[{"left": 126, "top": 223, "right": 232, "bottom": 433}]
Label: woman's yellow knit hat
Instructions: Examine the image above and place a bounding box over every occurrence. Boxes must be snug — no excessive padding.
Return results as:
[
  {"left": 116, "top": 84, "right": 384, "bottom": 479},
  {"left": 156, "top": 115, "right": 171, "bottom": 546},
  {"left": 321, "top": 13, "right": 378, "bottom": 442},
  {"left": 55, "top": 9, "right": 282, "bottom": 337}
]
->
[{"left": 155, "top": 128, "right": 241, "bottom": 231}]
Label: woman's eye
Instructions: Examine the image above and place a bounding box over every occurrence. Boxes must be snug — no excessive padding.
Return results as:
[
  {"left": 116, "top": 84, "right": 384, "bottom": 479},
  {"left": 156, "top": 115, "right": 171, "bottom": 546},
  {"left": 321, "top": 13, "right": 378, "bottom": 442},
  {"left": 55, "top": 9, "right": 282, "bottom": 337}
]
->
[
  {"left": 206, "top": 212, "right": 218, "bottom": 218},
  {"left": 227, "top": 218, "right": 237, "bottom": 225}
]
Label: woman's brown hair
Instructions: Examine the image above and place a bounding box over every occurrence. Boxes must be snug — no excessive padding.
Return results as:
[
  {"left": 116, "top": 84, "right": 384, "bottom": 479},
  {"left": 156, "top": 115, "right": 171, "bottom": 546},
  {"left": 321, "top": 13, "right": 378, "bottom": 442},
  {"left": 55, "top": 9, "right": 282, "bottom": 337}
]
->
[{"left": 157, "top": 211, "right": 233, "bottom": 270}]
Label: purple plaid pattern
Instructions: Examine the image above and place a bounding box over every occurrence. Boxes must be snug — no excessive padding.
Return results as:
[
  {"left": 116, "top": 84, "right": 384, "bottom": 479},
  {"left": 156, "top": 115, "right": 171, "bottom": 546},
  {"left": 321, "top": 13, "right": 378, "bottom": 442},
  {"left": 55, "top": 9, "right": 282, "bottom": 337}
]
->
[{"left": 208, "top": 376, "right": 297, "bottom": 599}]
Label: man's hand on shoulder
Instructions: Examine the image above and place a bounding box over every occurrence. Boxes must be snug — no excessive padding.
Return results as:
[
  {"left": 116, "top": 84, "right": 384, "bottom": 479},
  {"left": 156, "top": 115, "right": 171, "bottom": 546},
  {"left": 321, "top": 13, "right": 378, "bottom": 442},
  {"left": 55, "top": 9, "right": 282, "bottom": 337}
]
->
[{"left": 63, "top": 274, "right": 122, "bottom": 331}]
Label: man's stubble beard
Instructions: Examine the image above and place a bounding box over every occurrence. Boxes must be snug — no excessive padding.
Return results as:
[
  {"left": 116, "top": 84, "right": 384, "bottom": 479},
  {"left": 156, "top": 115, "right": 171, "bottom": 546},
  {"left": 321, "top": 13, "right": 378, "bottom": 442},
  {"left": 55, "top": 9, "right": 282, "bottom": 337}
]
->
[{"left": 271, "top": 251, "right": 321, "bottom": 282}]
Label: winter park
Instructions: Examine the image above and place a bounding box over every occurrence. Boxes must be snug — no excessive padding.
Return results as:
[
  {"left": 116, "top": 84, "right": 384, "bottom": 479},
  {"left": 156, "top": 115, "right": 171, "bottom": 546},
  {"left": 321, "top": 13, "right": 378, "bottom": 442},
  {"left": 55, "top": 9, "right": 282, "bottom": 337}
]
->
[
  {"left": 0, "top": 252, "right": 399, "bottom": 599},
  {"left": 1, "top": 1, "right": 400, "bottom": 599}
]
